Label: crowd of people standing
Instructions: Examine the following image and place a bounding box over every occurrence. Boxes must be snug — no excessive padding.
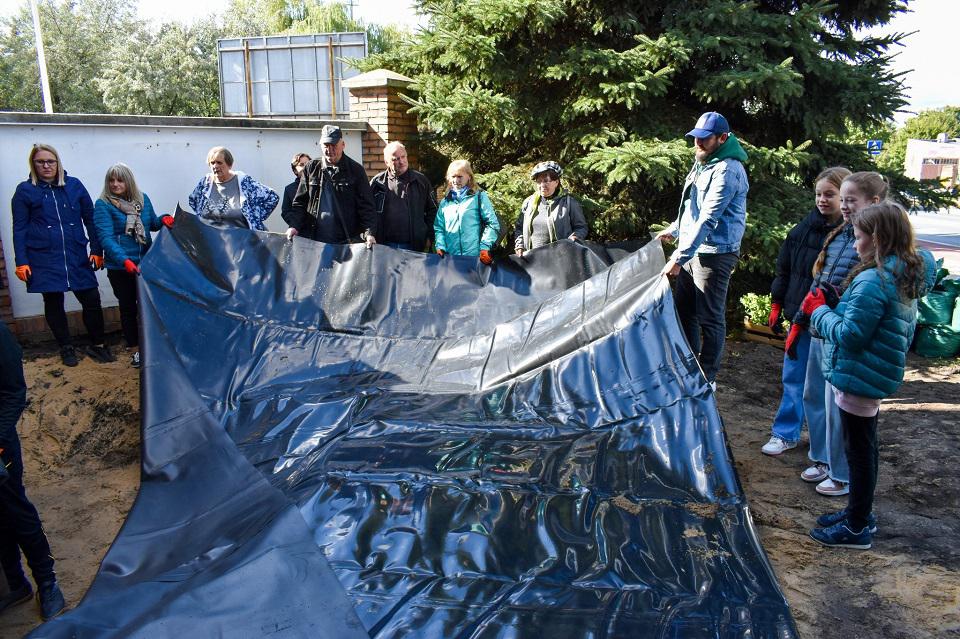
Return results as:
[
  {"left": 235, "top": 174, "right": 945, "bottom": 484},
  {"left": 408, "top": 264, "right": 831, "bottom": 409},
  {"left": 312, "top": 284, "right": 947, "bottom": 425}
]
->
[{"left": 1, "top": 110, "right": 940, "bottom": 623}]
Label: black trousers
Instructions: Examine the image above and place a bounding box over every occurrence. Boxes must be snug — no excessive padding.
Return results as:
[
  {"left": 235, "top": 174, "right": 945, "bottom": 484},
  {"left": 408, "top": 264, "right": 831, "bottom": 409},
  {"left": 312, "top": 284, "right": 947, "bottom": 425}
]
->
[
  {"left": 41, "top": 287, "right": 105, "bottom": 347},
  {"left": 108, "top": 269, "right": 139, "bottom": 348},
  {"left": 0, "top": 431, "right": 56, "bottom": 589},
  {"left": 841, "top": 407, "right": 880, "bottom": 531},
  {"left": 673, "top": 252, "right": 739, "bottom": 383}
]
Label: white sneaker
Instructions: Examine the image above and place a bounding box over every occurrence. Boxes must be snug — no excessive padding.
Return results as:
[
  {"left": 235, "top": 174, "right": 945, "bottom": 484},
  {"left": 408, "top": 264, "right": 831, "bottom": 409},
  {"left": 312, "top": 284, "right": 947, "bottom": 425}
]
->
[
  {"left": 761, "top": 436, "right": 797, "bottom": 456},
  {"left": 801, "top": 462, "right": 829, "bottom": 483},
  {"left": 815, "top": 478, "right": 850, "bottom": 496}
]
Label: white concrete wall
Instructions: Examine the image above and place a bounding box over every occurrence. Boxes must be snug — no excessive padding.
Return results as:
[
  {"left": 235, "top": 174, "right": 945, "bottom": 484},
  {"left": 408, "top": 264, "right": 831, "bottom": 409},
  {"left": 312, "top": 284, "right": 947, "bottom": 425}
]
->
[{"left": 1, "top": 115, "right": 364, "bottom": 319}]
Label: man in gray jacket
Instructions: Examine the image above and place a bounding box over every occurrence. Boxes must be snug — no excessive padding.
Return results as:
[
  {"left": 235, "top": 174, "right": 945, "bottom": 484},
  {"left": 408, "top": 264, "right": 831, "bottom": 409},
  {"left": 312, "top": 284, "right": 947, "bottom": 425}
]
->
[{"left": 514, "top": 161, "right": 588, "bottom": 256}]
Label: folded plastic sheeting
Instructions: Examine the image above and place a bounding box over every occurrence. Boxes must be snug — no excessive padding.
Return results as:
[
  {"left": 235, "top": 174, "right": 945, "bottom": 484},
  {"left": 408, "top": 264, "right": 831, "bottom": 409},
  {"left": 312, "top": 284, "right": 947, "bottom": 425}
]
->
[{"left": 31, "top": 213, "right": 797, "bottom": 638}]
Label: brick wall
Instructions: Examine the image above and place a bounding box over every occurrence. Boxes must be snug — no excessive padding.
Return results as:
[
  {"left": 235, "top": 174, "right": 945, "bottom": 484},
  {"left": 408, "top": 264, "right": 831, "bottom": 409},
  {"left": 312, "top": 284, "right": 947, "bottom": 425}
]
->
[{"left": 344, "top": 70, "right": 420, "bottom": 179}]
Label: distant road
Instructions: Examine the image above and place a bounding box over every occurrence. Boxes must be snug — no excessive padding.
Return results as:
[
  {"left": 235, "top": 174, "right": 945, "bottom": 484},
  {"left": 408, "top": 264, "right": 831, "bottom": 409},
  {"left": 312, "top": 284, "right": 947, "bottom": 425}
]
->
[{"left": 911, "top": 210, "right": 960, "bottom": 274}]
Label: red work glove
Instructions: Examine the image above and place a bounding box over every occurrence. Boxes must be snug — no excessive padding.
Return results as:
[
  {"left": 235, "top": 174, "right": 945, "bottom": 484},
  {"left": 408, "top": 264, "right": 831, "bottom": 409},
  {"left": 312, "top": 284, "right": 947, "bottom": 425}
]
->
[
  {"left": 90, "top": 255, "right": 104, "bottom": 270},
  {"left": 436, "top": 249, "right": 445, "bottom": 257},
  {"left": 768, "top": 302, "right": 783, "bottom": 334},
  {"left": 800, "top": 289, "right": 828, "bottom": 317},
  {"left": 123, "top": 259, "right": 140, "bottom": 275},
  {"left": 161, "top": 215, "right": 175, "bottom": 229},
  {"left": 14, "top": 265, "right": 31, "bottom": 283},
  {"left": 479, "top": 250, "right": 493, "bottom": 265},
  {"left": 785, "top": 323, "right": 806, "bottom": 360}
]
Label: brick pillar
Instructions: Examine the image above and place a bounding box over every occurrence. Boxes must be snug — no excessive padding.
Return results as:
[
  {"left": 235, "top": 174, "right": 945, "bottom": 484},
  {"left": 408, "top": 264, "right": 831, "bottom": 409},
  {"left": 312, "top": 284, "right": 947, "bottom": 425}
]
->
[
  {"left": 343, "top": 69, "right": 419, "bottom": 179},
  {"left": 0, "top": 233, "right": 16, "bottom": 333}
]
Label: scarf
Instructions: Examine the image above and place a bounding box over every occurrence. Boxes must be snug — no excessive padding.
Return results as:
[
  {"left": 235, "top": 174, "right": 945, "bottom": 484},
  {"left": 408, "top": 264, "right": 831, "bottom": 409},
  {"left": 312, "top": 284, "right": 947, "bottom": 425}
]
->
[{"left": 113, "top": 197, "right": 147, "bottom": 245}]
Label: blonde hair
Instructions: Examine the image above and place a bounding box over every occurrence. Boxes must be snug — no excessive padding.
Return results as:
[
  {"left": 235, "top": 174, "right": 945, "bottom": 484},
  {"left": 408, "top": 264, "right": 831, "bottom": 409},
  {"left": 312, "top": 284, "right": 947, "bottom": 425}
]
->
[
  {"left": 206, "top": 146, "right": 234, "bottom": 166},
  {"left": 842, "top": 171, "right": 888, "bottom": 201},
  {"left": 28, "top": 144, "right": 65, "bottom": 186},
  {"left": 446, "top": 159, "right": 476, "bottom": 190},
  {"left": 100, "top": 163, "right": 144, "bottom": 208},
  {"left": 846, "top": 202, "right": 924, "bottom": 300}
]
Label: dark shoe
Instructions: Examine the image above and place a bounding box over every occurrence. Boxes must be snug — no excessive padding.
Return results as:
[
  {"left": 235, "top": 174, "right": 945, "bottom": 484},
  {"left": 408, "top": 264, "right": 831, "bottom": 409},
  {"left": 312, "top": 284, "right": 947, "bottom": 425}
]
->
[
  {"left": 816, "top": 508, "right": 878, "bottom": 533},
  {"left": 85, "top": 344, "right": 116, "bottom": 363},
  {"left": 60, "top": 345, "right": 79, "bottom": 367},
  {"left": 809, "top": 522, "right": 873, "bottom": 549},
  {"left": 131, "top": 351, "right": 141, "bottom": 368},
  {"left": 0, "top": 581, "right": 33, "bottom": 614},
  {"left": 36, "top": 580, "right": 66, "bottom": 621}
]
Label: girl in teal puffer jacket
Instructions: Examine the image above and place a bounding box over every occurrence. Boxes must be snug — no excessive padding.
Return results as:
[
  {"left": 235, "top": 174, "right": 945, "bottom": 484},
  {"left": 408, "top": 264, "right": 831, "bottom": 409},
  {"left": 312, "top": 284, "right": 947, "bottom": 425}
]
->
[{"left": 804, "top": 201, "right": 926, "bottom": 550}]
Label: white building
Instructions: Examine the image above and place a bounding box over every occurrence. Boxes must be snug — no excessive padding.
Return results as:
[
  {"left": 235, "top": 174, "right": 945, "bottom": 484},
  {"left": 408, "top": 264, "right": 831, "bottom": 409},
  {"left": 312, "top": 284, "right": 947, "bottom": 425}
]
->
[{"left": 905, "top": 134, "right": 960, "bottom": 188}]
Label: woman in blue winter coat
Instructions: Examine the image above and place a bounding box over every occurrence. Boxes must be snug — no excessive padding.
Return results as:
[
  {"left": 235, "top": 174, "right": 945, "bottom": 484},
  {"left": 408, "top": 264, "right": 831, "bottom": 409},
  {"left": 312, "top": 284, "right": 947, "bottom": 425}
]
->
[
  {"left": 761, "top": 167, "right": 847, "bottom": 456},
  {"left": 11, "top": 144, "right": 113, "bottom": 367},
  {"left": 187, "top": 147, "right": 279, "bottom": 231},
  {"left": 434, "top": 159, "right": 500, "bottom": 265},
  {"left": 94, "top": 164, "right": 173, "bottom": 368},
  {"left": 805, "top": 201, "right": 926, "bottom": 549}
]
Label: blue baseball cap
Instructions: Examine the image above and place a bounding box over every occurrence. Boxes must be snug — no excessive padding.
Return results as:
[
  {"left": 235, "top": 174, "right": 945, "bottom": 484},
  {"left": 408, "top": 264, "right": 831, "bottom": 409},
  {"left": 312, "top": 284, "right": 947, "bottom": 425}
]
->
[{"left": 686, "top": 112, "right": 730, "bottom": 138}]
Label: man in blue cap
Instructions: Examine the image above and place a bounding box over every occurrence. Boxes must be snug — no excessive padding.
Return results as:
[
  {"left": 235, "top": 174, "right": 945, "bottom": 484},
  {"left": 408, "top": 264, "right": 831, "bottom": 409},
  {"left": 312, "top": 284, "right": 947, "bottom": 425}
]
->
[{"left": 657, "top": 111, "right": 749, "bottom": 388}]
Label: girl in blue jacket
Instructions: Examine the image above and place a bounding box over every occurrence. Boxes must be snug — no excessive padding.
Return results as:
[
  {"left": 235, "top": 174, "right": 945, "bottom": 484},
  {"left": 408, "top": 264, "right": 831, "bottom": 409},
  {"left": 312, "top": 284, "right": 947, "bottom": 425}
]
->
[
  {"left": 805, "top": 201, "right": 925, "bottom": 549},
  {"left": 11, "top": 144, "right": 112, "bottom": 367},
  {"left": 94, "top": 164, "right": 172, "bottom": 368},
  {"left": 434, "top": 160, "right": 500, "bottom": 264}
]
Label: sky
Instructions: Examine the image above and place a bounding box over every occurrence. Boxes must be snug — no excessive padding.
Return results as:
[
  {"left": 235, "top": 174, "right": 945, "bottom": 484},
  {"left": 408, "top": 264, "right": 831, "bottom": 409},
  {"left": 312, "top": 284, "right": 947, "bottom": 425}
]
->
[{"left": 1, "top": 0, "right": 957, "bottom": 124}]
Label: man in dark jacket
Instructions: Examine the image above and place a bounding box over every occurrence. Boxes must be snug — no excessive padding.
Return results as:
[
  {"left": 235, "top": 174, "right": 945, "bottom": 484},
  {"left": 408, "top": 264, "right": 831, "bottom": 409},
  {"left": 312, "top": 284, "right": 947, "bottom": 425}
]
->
[
  {"left": 370, "top": 142, "right": 438, "bottom": 252},
  {"left": 280, "top": 152, "right": 311, "bottom": 223},
  {"left": 283, "top": 125, "right": 377, "bottom": 247},
  {"left": 0, "top": 323, "right": 66, "bottom": 621}
]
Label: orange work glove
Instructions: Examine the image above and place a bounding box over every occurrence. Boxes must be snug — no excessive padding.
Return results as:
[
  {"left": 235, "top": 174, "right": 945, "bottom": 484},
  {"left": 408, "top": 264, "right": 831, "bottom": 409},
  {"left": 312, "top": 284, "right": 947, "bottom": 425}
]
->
[
  {"left": 123, "top": 259, "right": 140, "bottom": 275},
  {"left": 161, "top": 215, "right": 175, "bottom": 229},
  {"left": 14, "top": 265, "right": 31, "bottom": 283},
  {"left": 90, "top": 255, "right": 104, "bottom": 270},
  {"left": 436, "top": 249, "right": 445, "bottom": 257},
  {"left": 479, "top": 250, "right": 493, "bottom": 265}
]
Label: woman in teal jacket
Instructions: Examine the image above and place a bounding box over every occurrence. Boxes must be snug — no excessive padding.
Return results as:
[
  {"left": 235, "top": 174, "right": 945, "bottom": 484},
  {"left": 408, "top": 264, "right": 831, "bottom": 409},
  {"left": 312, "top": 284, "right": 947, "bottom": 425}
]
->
[
  {"left": 434, "top": 159, "right": 500, "bottom": 264},
  {"left": 803, "top": 202, "right": 926, "bottom": 550},
  {"left": 93, "top": 163, "right": 171, "bottom": 367}
]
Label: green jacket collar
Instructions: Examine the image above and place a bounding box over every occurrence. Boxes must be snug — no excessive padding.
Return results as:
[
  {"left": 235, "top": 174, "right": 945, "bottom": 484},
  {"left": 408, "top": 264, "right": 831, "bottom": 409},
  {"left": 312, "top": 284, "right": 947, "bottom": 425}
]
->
[{"left": 702, "top": 134, "right": 748, "bottom": 166}]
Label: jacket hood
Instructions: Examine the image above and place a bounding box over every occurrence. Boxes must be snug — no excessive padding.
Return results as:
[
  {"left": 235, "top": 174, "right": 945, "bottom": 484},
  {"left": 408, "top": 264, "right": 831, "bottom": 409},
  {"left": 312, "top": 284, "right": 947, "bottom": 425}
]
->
[
  {"left": 705, "top": 134, "right": 748, "bottom": 164},
  {"left": 805, "top": 208, "right": 841, "bottom": 231}
]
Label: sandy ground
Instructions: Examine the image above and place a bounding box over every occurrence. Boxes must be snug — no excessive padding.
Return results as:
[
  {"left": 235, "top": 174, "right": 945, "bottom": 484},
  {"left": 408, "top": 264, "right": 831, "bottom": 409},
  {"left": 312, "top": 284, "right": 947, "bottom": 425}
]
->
[{"left": 2, "top": 338, "right": 958, "bottom": 638}]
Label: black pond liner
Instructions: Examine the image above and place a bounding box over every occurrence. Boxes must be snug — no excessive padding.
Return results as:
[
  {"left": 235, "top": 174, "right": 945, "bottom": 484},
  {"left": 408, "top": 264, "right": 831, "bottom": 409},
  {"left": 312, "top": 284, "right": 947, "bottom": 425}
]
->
[{"left": 31, "top": 212, "right": 797, "bottom": 638}]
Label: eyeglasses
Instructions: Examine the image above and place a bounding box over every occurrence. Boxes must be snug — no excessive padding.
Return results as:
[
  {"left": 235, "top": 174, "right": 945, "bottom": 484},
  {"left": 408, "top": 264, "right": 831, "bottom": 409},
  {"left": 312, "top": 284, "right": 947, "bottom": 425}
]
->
[{"left": 34, "top": 159, "right": 57, "bottom": 166}]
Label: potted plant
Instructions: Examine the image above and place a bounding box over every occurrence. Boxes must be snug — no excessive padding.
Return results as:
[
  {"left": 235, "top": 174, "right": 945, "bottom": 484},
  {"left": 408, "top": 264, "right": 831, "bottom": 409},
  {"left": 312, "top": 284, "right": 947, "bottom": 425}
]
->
[{"left": 739, "top": 292, "right": 785, "bottom": 345}]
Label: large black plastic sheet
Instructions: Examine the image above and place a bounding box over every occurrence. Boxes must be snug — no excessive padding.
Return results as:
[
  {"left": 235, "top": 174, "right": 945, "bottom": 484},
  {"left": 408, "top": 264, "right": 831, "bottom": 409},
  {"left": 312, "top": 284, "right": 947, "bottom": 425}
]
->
[{"left": 31, "top": 213, "right": 797, "bottom": 638}]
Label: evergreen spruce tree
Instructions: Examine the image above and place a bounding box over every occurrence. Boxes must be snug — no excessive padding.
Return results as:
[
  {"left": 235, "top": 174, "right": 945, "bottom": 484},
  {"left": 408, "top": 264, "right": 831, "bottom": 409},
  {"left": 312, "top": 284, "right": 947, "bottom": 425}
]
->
[{"left": 366, "top": 0, "right": 938, "bottom": 276}]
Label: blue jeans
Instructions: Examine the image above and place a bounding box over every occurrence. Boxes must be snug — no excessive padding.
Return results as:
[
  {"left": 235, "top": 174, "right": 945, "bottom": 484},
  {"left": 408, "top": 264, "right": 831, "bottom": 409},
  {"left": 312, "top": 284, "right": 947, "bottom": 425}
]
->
[
  {"left": 771, "top": 327, "right": 810, "bottom": 443},
  {"left": 674, "top": 252, "right": 739, "bottom": 382},
  {"left": 803, "top": 338, "right": 849, "bottom": 482}
]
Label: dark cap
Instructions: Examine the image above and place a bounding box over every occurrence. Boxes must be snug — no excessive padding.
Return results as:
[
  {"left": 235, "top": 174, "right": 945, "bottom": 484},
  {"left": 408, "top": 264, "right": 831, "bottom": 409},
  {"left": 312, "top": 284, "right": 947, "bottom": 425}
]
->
[
  {"left": 686, "top": 112, "right": 730, "bottom": 139},
  {"left": 320, "top": 125, "right": 342, "bottom": 144}
]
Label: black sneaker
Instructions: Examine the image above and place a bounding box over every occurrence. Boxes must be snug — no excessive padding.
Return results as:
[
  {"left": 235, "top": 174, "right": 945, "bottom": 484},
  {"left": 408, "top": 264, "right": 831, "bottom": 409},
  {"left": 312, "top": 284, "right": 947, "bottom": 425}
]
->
[
  {"left": 131, "top": 351, "right": 141, "bottom": 368},
  {"left": 60, "top": 345, "right": 79, "bottom": 367},
  {"left": 85, "top": 344, "right": 116, "bottom": 363},
  {"left": 0, "top": 581, "right": 33, "bottom": 614},
  {"left": 36, "top": 579, "right": 65, "bottom": 620},
  {"left": 816, "top": 508, "right": 878, "bottom": 533}
]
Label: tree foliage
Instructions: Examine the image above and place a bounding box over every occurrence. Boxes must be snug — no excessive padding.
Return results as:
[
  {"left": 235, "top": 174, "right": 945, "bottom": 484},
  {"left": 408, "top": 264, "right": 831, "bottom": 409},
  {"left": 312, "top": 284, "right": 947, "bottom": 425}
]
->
[
  {"left": 366, "top": 0, "right": 920, "bottom": 277},
  {"left": 0, "top": 0, "right": 405, "bottom": 116}
]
